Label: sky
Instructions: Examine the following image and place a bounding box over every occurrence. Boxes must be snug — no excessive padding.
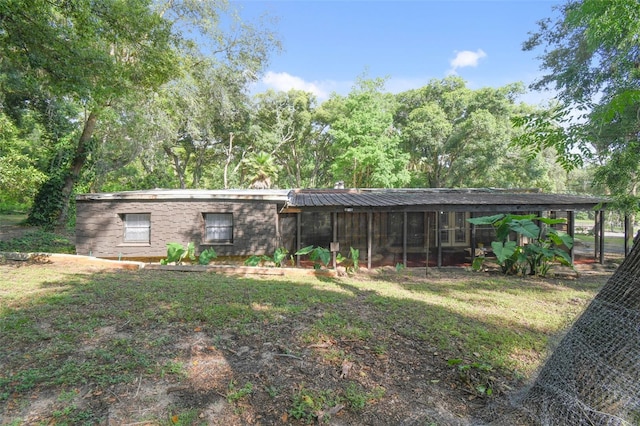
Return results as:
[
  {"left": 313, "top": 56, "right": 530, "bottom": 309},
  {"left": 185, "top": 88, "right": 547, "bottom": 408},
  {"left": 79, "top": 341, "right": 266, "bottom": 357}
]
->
[{"left": 232, "top": 0, "right": 563, "bottom": 105}]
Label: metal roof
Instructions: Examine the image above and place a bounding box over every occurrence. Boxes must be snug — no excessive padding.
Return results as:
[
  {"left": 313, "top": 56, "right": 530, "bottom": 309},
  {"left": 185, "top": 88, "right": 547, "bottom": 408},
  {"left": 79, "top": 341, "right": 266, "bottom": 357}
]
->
[
  {"left": 75, "top": 188, "right": 608, "bottom": 212},
  {"left": 284, "top": 188, "right": 607, "bottom": 212},
  {"left": 76, "top": 189, "right": 290, "bottom": 202}
]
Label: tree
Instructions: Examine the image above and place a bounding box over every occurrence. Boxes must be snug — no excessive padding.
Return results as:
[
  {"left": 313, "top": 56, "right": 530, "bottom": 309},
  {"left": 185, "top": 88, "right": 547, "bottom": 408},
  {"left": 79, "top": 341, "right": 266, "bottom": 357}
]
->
[
  {"left": 241, "top": 151, "right": 279, "bottom": 189},
  {"left": 0, "top": 112, "right": 47, "bottom": 207},
  {"left": 326, "top": 77, "right": 410, "bottom": 188},
  {"left": 1, "top": 0, "right": 279, "bottom": 226},
  {"left": 1, "top": 0, "right": 180, "bottom": 227},
  {"left": 252, "top": 89, "right": 326, "bottom": 188},
  {"left": 395, "top": 77, "right": 543, "bottom": 188},
  {"left": 518, "top": 0, "right": 640, "bottom": 208},
  {"left": 153, "top": 59, "right": 254, "bottom": 189},
  {"left": 501, "top": 2, "right": 640, "bottom": 423}
]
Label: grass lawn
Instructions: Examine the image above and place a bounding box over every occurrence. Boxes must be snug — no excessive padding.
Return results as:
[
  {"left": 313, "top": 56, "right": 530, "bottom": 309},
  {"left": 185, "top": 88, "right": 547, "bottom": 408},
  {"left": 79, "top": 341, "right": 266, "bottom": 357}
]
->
[
  {"left": 0, "top": 258, "right": 608, "bottom": 425},
  {"left": 0, "top": 214, "right": 27, "bottom": 227}
]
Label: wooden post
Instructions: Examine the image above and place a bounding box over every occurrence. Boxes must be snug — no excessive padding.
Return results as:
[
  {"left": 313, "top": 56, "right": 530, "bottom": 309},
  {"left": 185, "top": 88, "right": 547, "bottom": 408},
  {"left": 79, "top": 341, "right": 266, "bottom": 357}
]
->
[
  {"left": 437, "top": 212, "right": 443, "bottom": 267},
  {"left": 403, "top": 212, "right": 408, "bottom": 268},
  {"left": 296, "top": 212, "right": 301, "bottom": 267},
  {"left": 332, "top": 212, "right": 338, "bottom": 269},
  {"left": 594, "top": 211, "right": 600, "bottom": 261},
  {"left": 426, "top": 215, "right": 430, "bottom": 276},
  {"left": 568, "top": 210, "right": 575, "bottom": 263},
  {"left": 599, "top": 210, "right": 605, "bottom": 265},
  {"left": 367, "top": 212, "right": 372, "bottom": 270},
  {"left": 470, "top": 212, "right": 476, "bottom": 264}
]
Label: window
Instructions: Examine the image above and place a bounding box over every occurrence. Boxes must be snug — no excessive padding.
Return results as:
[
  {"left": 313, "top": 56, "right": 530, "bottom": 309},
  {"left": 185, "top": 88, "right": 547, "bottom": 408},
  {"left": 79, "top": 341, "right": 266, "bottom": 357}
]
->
[
  {"left": 439, "top": 212, "right": 469, "bottom": 246},
  {"left": 204, "top": 213, "right": 233, "bottom": 243},
  {"left": 123, "top": 213, "right": 150, "bottom": 243}
]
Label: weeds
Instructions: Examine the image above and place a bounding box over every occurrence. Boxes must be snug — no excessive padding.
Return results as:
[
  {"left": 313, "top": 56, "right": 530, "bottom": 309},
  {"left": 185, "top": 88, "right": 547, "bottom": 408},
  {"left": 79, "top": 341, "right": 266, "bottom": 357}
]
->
[
  {"left": 0, "top": 229, "right": 75, "bottom": 253},
  {"left": 343, "top": 382, "right": 385, "bottom": 411},
  {"left": 289, "top": 386, "right": 340, "bottom": 423},
  {"left": 227, "top": 380, "right": 254, "bottom": 403},
  {"left": 448, "top": 358, "right": 495, "bottom": 397}
]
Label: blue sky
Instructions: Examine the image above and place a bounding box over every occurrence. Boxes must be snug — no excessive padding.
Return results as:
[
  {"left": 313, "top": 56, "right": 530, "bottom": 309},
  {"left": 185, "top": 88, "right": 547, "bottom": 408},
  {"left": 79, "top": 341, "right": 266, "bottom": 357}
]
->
[{"left": 233, "top": 0, "right": 563, "bottom": 104}]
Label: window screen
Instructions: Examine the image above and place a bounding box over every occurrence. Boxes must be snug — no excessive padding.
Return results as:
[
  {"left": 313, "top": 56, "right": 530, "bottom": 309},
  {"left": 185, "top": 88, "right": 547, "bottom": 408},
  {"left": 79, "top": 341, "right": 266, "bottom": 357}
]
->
[
  {"left": 124, "top": 213, "right": 150, "bottom": 243},
  {"left": 205, "top": 213, "right": 233, "bottom": 243}
]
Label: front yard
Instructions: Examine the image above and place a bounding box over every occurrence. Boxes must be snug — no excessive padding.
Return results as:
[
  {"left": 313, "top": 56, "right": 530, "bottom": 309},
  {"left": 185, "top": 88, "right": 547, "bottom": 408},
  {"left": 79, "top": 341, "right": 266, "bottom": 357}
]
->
[{"left": 0, "top": 254, "right": 609, "bottom": 425}]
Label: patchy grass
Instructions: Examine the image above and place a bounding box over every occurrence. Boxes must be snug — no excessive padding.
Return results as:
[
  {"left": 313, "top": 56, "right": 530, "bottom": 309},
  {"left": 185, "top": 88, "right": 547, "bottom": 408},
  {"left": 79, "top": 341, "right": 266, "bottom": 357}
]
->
[
  {"left": 0, "top": 213, "right": 27, "bottom": 226},
  {"left": 574, "top": 233, "right": 627, "bottom": 245},
  {"left": 0, "top": 261, "right": 608, "bottom": 425},
  {"left": 0, "top": 228, "right": 75, "bottom": 254}
]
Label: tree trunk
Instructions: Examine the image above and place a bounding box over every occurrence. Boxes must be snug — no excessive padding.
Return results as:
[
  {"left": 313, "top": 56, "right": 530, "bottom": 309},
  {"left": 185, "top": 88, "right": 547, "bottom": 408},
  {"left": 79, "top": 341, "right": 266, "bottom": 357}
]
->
[
  {"left": 163, "top": 145, "right": 186, "bottom": 189},
  {"left": 510, "top": 239, "right": 640, "bottom": 425},
  {"left": 57, "top": 111, "right": 98, "bottom": 229},
  {"left": 224, "top": 132, "right": 234, "bottom": 189}
]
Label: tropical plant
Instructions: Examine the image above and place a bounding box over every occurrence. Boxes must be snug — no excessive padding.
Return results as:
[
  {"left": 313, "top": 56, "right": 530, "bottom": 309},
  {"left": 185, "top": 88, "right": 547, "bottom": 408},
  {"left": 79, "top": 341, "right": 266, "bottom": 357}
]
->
[
  {"left": 160, "top": 242, "right": 195, "bottom": 265},
  {"left": 337, "top": 246, "right": 360, "bottom": 273},
  {"left": 467, "top": 214, "right": 574, "bottom": 277},
  {"left": 242, "top": 151, "right": 280, "bottom": 189},
  {"left": 295, "top": 245, "right": 331, "bottom": 269},
  {"left": 244, "top": 247, "right": 291, "bottom": 267},
  {"left": 198, "top": 248, "right": 218, "bottom": 265}
]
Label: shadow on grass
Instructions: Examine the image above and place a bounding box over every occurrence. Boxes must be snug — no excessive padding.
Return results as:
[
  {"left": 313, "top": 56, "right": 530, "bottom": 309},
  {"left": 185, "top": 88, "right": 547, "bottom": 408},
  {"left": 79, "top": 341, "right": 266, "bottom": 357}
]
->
[{"left": 0, "top": 266, "right": 601, "bottom": 425}]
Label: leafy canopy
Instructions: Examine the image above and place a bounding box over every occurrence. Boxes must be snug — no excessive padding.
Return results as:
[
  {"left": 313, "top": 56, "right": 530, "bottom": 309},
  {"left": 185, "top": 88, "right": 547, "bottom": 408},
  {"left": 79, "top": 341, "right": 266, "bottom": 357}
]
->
[{"left": 516, "top": 0, "right": 640, "bottom": 210}]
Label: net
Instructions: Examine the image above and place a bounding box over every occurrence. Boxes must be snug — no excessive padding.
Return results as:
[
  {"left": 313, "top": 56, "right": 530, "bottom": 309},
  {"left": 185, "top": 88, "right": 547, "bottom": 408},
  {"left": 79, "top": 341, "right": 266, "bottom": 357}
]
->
[{"left": 506, "top": 239, "right": 640, "bottom": 425}]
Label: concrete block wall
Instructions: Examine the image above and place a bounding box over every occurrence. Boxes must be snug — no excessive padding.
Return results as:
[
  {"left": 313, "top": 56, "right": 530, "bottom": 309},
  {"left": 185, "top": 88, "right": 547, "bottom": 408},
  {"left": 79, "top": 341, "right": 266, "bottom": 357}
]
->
[{"left": 75, "top": 199, "right": 281, "bottom": 259}]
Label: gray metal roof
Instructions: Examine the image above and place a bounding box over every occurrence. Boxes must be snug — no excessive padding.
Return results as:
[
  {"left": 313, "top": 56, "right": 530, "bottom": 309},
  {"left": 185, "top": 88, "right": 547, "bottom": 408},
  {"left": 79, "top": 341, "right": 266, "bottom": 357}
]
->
[
  {"left": 75, "top": 188, "right": 608, "bottom": 212},
  {"left": 284, "top": 188, "right": 607, "bottom": 212}
]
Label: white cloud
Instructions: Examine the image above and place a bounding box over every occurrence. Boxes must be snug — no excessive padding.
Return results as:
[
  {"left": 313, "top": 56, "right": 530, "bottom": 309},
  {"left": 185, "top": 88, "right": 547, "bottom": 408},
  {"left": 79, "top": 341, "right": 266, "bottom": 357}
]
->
[
  {"left": 261, "top": 71, "right": 330, "bottom": 100},
  {"left": 449, "top": 49, "right": 487, "bottom": 74}
]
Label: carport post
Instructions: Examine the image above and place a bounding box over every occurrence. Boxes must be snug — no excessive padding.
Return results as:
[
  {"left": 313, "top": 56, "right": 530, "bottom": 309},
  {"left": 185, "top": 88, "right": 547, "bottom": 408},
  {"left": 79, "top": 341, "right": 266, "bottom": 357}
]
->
[
  {"left": 598, "top": 210, "right": 605, "bottom": 264},
  {"left": 367, "top": 211, "right": 372, "bottom": 269},
  {"left": 296, "top": 212, "right": 301, "bottom": 267},
  {"left": 403, "top": 212, "right": 408, "bottom": 268},
  {"left": 437, "top": 212, "right": 443, "bottom": 267},
  {"left": 568, "top": 210, "right": 575, "bottom": 263}
]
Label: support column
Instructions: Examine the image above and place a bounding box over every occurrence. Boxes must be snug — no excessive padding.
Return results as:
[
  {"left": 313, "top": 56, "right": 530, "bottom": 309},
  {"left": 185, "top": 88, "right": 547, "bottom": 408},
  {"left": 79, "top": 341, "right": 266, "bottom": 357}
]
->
[
  {"left": 402, "top": 212, "right": 408, "bottom": 267},
  {"left": 296, "top": 212, "right": 301, "bottom": 267},
  {"left": 332, "top": 212, "right": 338, "bottom": 269},
  {"left": 367, "top": 212, "right": 372, "bottom": 269},
  {"left": 470, "top": 212, "right": 477, "bottom": 264},
  {"left": 437, "top": 212, "right": 443, "bottom": 267},
  {"left": 599, "top": 210, "right": 605, "bottom": 265},
  {"left": 568, "top": 210, "right": 575, "bottom": 263},
  {"left": 594, "top": 211, "right": 600, "bottom": 261}
]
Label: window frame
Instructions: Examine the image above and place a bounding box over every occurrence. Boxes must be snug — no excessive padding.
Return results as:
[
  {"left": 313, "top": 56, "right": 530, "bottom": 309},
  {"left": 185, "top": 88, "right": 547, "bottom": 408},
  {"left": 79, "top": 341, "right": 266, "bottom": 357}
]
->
[
  {"left": 122, "top": 213, "right": 151, "bottom": 244},
  {"left": 440, "top": 211, "right": 470, "bottom": 247},
  {"left": 203, "top": 213, "right": 234, "bottom": 244}
]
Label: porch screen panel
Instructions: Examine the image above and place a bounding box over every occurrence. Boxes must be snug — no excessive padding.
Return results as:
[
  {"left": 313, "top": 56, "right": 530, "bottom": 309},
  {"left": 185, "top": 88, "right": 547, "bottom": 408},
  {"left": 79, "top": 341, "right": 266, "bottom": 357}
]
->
[
  {"left": 407, "top": 212, "right": 425, "bottom": 247},
  {"left": 337, "top": 213, "right": 367, "bottom": 254},
  {"left": 124, "top": 213, "right": 150, "bottom": 243},
  {"left": 386, "top": 213, "right": 403, "bottom": 247},
  {"left": 205, "top": 213, "right": 233, "bottom": 243},
  {"left": 300, "top": 212, "right": 332, "bottom": 248}
]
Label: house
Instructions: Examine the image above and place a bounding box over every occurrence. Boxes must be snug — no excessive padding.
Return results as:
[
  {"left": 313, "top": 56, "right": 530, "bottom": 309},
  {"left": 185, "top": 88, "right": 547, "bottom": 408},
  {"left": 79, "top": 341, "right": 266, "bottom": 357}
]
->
[
  {"left": 75, "top": 189, "right": 290, "bottom": 260},
  {"left": 75, "top": 188, "right": 611, "bottom": 266}
]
